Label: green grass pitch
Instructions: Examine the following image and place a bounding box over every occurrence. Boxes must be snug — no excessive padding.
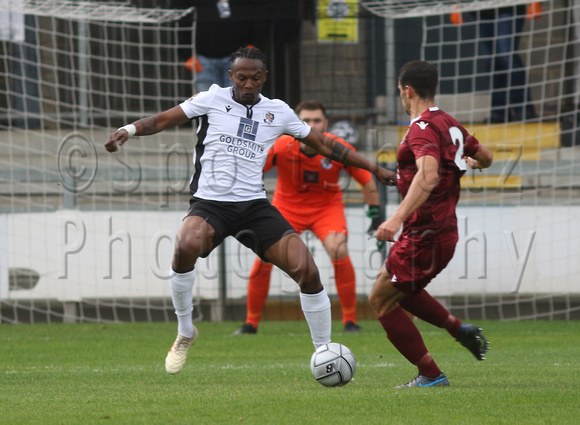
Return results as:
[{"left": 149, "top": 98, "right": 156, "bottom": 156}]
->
[{"left": 1, "top": 319, "right": 578, "bottom": 424}]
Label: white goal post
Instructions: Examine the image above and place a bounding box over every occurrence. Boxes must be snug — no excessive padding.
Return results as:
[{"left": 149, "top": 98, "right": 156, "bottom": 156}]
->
[
  {"left": 6, "top": 0, "right": 192, "bottom": 23},
  {"left": 362, "top": 0, "right": 534, "bottom": 19}
]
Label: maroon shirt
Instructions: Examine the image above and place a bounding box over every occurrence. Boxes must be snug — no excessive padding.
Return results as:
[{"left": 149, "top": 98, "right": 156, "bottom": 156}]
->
[{"left": 396, "top": 107, "right": 480, "bottom": 237}]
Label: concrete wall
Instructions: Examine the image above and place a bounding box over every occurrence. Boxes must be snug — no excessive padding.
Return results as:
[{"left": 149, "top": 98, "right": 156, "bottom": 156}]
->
[{"left": 2, "top": 204, "right": 579, "bottom": 304}]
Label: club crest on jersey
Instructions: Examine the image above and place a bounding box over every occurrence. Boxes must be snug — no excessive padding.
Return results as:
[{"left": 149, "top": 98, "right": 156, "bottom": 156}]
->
[
  {"left": 321, "top": 158, "right": 333, "bottom": 170},
  {"left": 416, "top": 121, "right": 429, "bottom": 130},
  {"left": 263, "top": 112, "right": 275, "bottom": 124},
  {"left": 237, "top": 117, "right": 259, "bottom": 141}
]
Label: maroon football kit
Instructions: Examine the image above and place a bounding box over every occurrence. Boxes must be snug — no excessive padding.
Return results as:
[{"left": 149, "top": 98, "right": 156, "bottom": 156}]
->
[{"left": 388, "top": 107, "right": 481, "bottom": 293}]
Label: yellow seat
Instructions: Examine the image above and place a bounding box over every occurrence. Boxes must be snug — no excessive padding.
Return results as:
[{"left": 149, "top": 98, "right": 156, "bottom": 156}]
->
[
  {"left": 378, "top": 122, "right": 560, "bottom": 161},
  {"left": 467, "top": 122, "right": 560, "bottom": 161}
]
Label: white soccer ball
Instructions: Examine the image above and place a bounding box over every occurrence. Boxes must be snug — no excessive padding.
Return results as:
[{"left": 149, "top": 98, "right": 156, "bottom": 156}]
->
[{"left": 310, "top": 342, "right": 356, "bottom": 387}]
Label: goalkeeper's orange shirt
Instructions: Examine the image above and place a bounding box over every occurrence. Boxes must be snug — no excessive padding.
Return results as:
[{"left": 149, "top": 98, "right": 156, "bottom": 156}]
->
[{"left": 265, "top": 133, "right": 372, "bottom": 214}]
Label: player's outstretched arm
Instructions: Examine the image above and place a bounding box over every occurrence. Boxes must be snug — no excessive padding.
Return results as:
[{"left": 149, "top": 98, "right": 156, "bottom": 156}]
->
[
  {"left": 105, "top": 106, "right": 190, "bottom": 153},
  {"left": 301, "top": 129, "right": 396, "bottom": 186},
  {"left": 376, "top": 154, "right": 438, "bottom": 242}
]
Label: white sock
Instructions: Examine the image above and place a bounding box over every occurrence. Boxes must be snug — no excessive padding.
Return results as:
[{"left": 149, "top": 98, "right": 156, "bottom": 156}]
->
[
  {"left": 170, "top": 269, "right": 195, "bottom": 338},
  {"left": 300, "top": 288, "right": 332, "bottom": 347}
]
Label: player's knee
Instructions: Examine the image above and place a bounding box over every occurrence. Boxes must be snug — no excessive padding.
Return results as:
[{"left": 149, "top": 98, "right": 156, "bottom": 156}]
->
[
  {"left": 328, "top": 244, "right": 348, "bottom": 261},
  {"left": 172, "top": 233, "right": 208, "bottom": 272},
  {"left": 300, "top": 262, "right": 320, "bottom": 283},
  {"left": 324, "top": 234, "right": 348, "bottom": 261},
  {"left": 368, "top": 290, "right": 381, "bottom": 314},
  {"left": 173, "top": 237, "right": 191, "bottom": 260},
  {"left": 178, "top": 227, "right": 213, "bottom": 254},
  {"left": 171, "top": 251, "right": 196, "bottom": 273},
  {"left": 295, "top": 262, "right": 322, "bottom": 292},
  {"left": 368, "top": 290, "right": 398, "bottom": 317},
  {"left": 368, "top": 267, "right": 398, "bottom": 315}
]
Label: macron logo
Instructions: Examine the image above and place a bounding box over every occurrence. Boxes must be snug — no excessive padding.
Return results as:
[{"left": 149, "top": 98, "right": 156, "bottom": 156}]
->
[{"left": 416, "top": 121, "right": 429, "bottom": 130}]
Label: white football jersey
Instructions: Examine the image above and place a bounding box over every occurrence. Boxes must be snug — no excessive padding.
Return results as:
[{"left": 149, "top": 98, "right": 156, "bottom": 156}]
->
[{"left": 179, "top": 85, "right": 311, "bottom": 202}]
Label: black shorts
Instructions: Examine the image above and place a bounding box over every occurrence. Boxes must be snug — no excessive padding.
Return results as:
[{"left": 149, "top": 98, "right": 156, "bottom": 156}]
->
[{"left": 186, "top": 197, "right": 296, "bottom": 260}]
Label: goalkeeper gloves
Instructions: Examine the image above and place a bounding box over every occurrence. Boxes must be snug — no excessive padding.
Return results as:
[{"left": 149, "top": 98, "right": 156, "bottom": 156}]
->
[{"left": 366, "top": 205, "right": 385, "bottom": 251}]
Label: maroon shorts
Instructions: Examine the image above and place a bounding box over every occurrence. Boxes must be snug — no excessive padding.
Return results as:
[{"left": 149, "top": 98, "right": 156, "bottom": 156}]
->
[{"left": 386, "top": 230, "right": 458, "bottom": 294}]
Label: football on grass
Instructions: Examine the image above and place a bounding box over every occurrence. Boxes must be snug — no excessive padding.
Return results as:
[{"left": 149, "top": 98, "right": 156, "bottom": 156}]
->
[{"left": 310, "top": 343, "right": 356, "bottom": 387}]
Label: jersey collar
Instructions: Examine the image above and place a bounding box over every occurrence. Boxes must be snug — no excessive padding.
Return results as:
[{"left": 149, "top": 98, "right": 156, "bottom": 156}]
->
[
  {"left": 230, "top": 88, "right": 262, "bottom": 119},
  {"left": 410, "top": 106, "right": 439, "bottom": 125}
]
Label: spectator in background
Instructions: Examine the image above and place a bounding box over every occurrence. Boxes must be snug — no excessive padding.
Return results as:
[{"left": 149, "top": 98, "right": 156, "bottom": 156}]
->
[
  {"left": 454, "top": 4, "right": 539, "bottom": 123},
  {"left": 477, "top": 5, "right": 538, "bottom": 123},
  {"left": 177, "top": 0, "right": 303, "bottom": 102},
  {"left": 193, "top": 0, "right": 233, "bottom": 91},
  {"left": 183, "top": 0, "right": 269, "bottom": 93}
]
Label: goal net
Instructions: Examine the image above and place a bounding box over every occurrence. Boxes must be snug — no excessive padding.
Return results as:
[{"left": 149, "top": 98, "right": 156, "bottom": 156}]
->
[
  {"left": 361, "top": 0, "right": 580, "bottom": 320},
  {"left": 0, "top": 0, "right": 199, "bottom": 323},
  {"left": 0, "top": 0, "right": 382, "bottom": 325},
  {"left": 2, "top": 0, "right": 579, "bottom": 324}
]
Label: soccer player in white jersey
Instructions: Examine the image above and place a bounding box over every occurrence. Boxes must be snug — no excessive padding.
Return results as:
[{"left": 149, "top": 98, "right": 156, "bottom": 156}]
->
[{"left": 105, "top": 47, "right": 396, "bottom": 374}]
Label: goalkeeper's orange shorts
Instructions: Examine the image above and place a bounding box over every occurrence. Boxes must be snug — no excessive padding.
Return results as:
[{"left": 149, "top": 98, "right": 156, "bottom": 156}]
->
[{"left": 274, "top": 202, "right": 348, "bottom": 242}]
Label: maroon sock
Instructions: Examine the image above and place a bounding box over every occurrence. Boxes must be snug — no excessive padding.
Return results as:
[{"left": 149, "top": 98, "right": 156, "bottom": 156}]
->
[
  {"left": 378, "top": 306, "right": 441, "bottom": 378},
  {"left": 399, "top": 290, "right": 463, "bottom": 338}
]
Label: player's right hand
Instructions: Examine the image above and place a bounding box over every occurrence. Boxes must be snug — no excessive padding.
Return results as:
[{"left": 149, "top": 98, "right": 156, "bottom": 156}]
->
[
  {"left": 375, "top": 216, "right": 402, "bottom": 242},
  {"left": 467, "top": 157, "right": 483, "bottom": 170},
  {"left": 104, "top": 129, "right": 129, "bottom": 153}
]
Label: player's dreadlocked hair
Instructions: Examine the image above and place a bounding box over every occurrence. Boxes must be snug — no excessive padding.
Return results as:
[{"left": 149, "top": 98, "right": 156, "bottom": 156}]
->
[{"left": 229, "top": 47, "right": 268, "bottom": 68}]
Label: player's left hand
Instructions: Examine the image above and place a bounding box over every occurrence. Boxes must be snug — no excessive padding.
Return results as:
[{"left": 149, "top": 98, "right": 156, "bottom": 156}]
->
[{"left": 374, "top": 166, "right": 397, "bottom": 186}]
